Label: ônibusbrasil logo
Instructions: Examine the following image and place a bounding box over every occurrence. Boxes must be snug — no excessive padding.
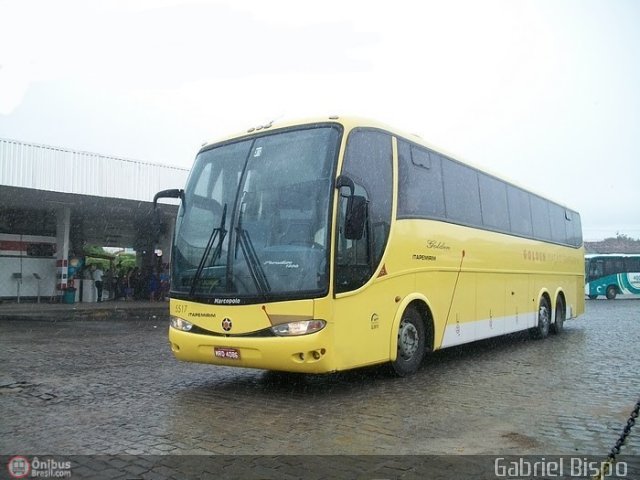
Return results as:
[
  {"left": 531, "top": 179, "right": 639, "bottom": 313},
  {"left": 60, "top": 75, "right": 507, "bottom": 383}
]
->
[
  {"left": 7, "top": 456, "right": 30, "bottom": 479},
  {"left": 7, "top": 456, "right": 71, "bottom": 478}
]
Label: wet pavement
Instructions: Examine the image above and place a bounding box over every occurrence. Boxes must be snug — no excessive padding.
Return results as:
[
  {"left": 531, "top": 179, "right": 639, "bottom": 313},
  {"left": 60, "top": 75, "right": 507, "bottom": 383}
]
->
[{"left": 0, "top": 299, "right": 638, "bottom": 478}]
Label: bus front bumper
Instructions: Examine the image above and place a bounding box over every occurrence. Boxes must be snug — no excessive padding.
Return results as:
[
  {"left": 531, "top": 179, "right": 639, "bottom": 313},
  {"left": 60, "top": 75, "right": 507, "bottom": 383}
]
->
[{"left": 168, "top": 325, "right": 336, "bottom": 374}]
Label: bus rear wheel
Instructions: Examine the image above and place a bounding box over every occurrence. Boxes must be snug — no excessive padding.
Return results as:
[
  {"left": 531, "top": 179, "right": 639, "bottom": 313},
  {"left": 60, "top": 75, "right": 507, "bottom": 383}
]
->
[
  {"left": 530, "top": 296, "right": 551, "bottom": 339},
  {"left": 606, "top": 286, "right": 618, "bottom": 300},
  {"left": 390, "top": 306, "right": 426, "bottom": 377},
  {"left": 551, "top": 296, "right": 566, "bottom": 334}
]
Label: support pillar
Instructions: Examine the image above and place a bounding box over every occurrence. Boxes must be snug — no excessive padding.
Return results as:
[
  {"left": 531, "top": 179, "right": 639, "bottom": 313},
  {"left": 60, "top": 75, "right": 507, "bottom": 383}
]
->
[
  {"left": 156, "top": 219, "right": 174, "bottom": 265},
  {"left": 55, "top": 206, "right": 71, "bottom": 295}
]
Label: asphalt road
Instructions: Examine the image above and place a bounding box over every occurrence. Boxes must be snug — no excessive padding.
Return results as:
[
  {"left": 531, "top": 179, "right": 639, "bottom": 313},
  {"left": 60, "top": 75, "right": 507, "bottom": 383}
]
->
[{"left": 1, "top": 298, "right": 638, "bottom": 478}]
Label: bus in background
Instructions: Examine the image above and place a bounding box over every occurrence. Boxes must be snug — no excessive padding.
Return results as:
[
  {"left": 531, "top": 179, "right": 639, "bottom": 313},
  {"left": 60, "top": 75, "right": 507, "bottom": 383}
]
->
[
  {"left": 154, "top": 116, "right": 585, "bottom": 376},
  {"left": 585, "top": 254, "right": 640, "bottom": 299}
]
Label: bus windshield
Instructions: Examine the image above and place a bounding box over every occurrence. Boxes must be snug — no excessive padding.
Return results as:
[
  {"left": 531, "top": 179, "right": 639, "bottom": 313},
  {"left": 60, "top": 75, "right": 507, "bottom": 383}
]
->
[{"left": 171, "top": 126, "right": 341, "bottom": 303}]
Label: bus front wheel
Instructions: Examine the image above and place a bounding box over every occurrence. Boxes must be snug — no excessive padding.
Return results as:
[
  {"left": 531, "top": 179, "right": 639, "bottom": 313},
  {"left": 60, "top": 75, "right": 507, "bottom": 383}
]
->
[
  {"left": 530, "top": 296, "right": 551, "bottom": 339},
  {"left": 606, "top": 286, "right": 618, "bottom": 300},
  {"left": 390, "top": 306, "right": 426, "bottom": 377}
]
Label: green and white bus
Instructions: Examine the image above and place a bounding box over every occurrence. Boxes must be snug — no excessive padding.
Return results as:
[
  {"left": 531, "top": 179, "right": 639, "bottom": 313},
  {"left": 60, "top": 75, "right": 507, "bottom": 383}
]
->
[{"left": 585, "top": 254, "right": 640, "bottom": 299}]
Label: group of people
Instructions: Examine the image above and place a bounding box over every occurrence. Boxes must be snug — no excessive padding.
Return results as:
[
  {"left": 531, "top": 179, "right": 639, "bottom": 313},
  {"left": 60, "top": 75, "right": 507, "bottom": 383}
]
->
[{"left": 89, "top": 264, "right": 169, "bottom": 302}]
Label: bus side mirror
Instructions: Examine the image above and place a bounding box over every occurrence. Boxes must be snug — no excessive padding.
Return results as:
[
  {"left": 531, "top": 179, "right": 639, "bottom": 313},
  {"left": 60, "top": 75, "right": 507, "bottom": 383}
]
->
[
  {"left": 336, "top": 175, "right": 367, "bottom": 240},
  {"left": 344, "top": 195, "right": 368, "bottom": 240},
  {"left": 153, "top": 189, "right": 185, "bottom": 209},
  {"left": 152, "top": 189, "right": 184, "bottom": 242},
  {"left": 336, "top": 175, "right": 355, "bottom": 197}
]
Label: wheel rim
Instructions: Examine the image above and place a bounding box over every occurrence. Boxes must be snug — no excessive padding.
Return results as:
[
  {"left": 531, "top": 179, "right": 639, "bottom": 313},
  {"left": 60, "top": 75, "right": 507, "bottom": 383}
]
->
[
  {"left": 398, "top": 320, "right": 419, "bottom": 359},
  {"left": 539, "top": 303, "right": 550, "bottom": 334}
]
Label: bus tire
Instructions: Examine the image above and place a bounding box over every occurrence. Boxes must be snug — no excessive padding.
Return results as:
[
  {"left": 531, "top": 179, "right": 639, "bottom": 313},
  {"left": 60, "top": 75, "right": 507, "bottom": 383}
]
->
[
  {"left": 390, "top": 306, "right": 426, "bottom": 377},
  {"left": 588, "top": 294, "right": 598, "bottom": 300},
  {"left": 530, "top": 296, "right": 551, "bottom": 339},
  {"left": 606, "top": 286, "right": 617, "bottom": 300},
  {"left": 551, "top": 295, "right": 566, "bottom": 334}
]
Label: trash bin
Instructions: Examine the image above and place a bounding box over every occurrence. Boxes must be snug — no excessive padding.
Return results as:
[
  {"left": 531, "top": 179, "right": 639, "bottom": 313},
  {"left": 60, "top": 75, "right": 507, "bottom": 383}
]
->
[{"left": 62, "top": 288, "right": 76, "bottom": 304}]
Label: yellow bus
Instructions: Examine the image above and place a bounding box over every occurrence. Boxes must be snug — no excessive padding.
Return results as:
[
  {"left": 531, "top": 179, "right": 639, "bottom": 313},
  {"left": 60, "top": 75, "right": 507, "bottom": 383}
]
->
[{"left": 155, "top": 116, "right": 585, "bottom": 376}]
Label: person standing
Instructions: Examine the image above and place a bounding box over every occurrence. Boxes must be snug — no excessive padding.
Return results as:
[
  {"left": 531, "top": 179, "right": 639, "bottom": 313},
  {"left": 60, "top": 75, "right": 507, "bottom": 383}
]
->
[
  {"left": 92, "top": 265, "right": 104, "bottom": 302},
  {"left": 104, "top": 268, "right": 113, "bottom": 300}
]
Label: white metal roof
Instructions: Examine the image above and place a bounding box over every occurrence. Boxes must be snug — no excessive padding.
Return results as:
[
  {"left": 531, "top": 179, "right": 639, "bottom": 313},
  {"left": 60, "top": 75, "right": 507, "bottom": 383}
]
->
[{"left": 0, "top": 138, "right": 190, "bottom": 202}]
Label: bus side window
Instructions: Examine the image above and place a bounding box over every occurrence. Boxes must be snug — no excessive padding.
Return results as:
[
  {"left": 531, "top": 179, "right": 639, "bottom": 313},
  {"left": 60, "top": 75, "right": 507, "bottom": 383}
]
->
[
  {"left": 613, "top": 259, "right": 624, "bottom": 275},
  {"left": 590, "top": 260, "right": 603, "bottom": 280},
  {"left": 602, "top": 258, "right": 623, "bottom": 276},
  {"left": 625, "top": 257, "right": 640, "bottom": 273},
  {"left": 397, "top": 140, "right": 445, "bottom": 219}
]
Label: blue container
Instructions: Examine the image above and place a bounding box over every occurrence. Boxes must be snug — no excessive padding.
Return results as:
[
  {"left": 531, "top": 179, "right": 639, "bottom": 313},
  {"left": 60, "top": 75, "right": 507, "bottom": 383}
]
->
[{"left": 62, "top": 288, "right": 76, "bottom": 304}]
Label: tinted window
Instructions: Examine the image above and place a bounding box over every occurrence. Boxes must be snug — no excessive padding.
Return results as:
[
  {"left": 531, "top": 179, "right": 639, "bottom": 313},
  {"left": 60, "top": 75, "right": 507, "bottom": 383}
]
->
[
  {"left": 397, "top": 141, "right": 445, "bottom": 218},
  {"left": 530, "top": 195, "right": 551, "bottom": 241},
  {"left": 507, "top": 185, "right": 532, "bottom": 236},
  {"left": 549, "top": 203, "right": 567, "bottom": 244},
  {"left": 589, "top": 259, "right": 605, "bottom": 280},
  {"left": 479, "top": 173, "right": 510, "bottom": 231},
  {"left": 565, "top": 211, "right": 577, "bottom": 246},
  {"left": 625, "top": 257, "right": 640, "bottom": 272},
  {"left": 569, "top": 210, "right": 583, "bottom": 246},
  {"left": 396, "top": 138, "right": 582, "bottom": 248},
  {"left": 442, "top": 158, "right": 482, "bottom": 226},
  {"left": 604, "top": 258, "right": 625, "bottom": 276}
]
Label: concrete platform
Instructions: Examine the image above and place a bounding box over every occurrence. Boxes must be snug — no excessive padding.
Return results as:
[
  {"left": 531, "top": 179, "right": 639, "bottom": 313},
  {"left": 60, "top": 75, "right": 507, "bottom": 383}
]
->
[{"left": 0, "top": 299, "right": 170, "bottom": 322}]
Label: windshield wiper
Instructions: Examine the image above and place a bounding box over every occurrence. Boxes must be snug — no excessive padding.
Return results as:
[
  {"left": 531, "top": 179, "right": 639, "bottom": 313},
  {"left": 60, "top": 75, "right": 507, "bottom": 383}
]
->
[
  {"left": 189, "top": 203, "right": 227, "bottom": 297},
  {"left": 235, "top": 198, "right": 270, "bottom": 296}
]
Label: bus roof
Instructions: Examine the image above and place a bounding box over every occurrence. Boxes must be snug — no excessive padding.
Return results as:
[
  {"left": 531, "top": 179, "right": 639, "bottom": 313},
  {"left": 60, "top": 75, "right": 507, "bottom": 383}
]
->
[{"left": 198, "top": 115, "right": 579, "bottom": 213}]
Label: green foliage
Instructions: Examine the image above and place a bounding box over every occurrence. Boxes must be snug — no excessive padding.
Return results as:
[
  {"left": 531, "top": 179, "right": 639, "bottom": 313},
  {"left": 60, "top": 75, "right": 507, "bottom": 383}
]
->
[
  {"left": 115, "top": 253, "right": 137, "bottom": 274},
  {"left": 83, "top": 245, "right": 135, "bottom": 273},
  {"left": 84, "top": 257, "right": 110, "bottom": 271},
  {"left": 83, "top": 244, "right": 108, "bottom": 257},
  {"left": 80, "top": 245, "right": 139, "bottom": 275},
  {"left": 83, "top": 244, "right": 110, "bottom": 271}
]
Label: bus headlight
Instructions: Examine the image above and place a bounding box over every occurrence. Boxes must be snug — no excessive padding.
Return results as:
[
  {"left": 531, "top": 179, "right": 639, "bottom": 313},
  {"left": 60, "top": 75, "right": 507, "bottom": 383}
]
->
[
  {"left": 170, "top": 316, "right": 193, "bottom": 332},
  {"left": 271, "top": 320, "right": 326, "bottom": 336}
]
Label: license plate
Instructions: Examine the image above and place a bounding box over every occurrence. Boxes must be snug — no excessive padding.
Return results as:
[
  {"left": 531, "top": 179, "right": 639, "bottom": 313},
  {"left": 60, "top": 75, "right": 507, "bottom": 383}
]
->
[{"left": 214, "top": 347, "right": 241, "bottom": 360}]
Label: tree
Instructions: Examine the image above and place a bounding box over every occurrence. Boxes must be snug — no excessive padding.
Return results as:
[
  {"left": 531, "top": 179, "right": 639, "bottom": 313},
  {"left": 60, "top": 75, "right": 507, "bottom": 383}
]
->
[
  {"left": 83, "top": 245, "right": 114, "bottom": 271},
  {"left": 114, "top": 253, "right": 137, "bottom": 275}
]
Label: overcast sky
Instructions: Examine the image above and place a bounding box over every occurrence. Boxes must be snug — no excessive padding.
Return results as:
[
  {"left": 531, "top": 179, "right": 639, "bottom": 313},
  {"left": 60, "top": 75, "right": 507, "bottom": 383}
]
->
[{"left": 1, "top": 0, "right": 638, "bottom": 241}]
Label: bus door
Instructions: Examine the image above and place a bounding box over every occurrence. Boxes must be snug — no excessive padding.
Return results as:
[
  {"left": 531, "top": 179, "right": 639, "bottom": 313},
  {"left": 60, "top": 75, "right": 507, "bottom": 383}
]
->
[{"left": 332, "top": 129, "right": 398, "bottom": 369}]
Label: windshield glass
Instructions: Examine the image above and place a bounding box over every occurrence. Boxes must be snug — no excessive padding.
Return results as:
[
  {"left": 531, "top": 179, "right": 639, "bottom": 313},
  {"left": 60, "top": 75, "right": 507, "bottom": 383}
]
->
[{"left": 172, "top": 126, "right": 340, "bottom": 303}]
